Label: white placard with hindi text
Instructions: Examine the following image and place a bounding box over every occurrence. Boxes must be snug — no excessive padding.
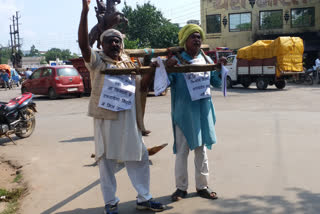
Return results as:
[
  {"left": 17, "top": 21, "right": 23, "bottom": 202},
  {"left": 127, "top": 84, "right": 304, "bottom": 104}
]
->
[
  {"left": 98, "top": 65, "right": 136, "bottom": 111},
  {"left": 184, "top": 57, "right": 211, "bottom": 101},
  {"left": 154, "top": 57, "right": 170, "bottom": 96}
]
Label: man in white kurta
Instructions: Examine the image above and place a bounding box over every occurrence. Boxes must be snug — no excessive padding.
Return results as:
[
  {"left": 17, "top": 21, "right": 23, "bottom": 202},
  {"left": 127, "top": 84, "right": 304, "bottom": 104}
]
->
[{"left": 78, "top": 1, "right": 164, "bottom": 213}]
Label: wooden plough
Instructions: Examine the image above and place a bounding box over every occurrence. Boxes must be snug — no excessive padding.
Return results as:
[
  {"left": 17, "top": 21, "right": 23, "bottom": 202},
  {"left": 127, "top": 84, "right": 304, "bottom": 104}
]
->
[{"left": 101, "top": 44, "right": 217, "bottom": 75}]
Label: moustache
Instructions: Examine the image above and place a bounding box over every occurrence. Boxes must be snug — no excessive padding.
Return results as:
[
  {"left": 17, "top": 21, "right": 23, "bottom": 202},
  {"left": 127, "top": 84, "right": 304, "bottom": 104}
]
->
[{"left": 111, "top": 46, "right": 121, "bottom": 52}]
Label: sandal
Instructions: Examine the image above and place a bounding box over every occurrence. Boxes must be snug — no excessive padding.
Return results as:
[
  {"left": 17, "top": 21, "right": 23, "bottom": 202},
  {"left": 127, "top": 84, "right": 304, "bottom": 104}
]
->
[
  {"left": 142, "top": 130, "right": 151, "bottom": 136},
  {"left": 171, "top": 189, "right": 187, "bottom": 202},
  {"left": 197, "top": 187, "right": 218, "bottom": 200},
  {"left": 104, "top": 203, "right": 118, "bottom": 214}
]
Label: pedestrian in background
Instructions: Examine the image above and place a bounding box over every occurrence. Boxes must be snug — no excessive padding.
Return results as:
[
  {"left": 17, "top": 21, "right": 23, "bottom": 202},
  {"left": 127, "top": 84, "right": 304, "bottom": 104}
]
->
[
  {"left": 314, "top": 55, "right": 320, "bottom": 83},
  {"left": 25, "top": 68, "right": 33, "bottom": 79},
  {"left": 0, "top": 70, "right": 10, "bottom": 90}
]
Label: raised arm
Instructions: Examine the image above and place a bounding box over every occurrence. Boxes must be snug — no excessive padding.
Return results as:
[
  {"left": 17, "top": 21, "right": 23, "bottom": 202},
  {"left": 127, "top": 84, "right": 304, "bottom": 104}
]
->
[{"left": 78, "top": 0, "right": 91, "bottom": 63}]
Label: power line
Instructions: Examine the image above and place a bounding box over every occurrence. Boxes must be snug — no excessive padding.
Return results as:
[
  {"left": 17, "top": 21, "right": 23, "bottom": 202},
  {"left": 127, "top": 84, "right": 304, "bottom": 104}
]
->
[{"left": 9, "top": 11, "right": 22, "bottom": 68}]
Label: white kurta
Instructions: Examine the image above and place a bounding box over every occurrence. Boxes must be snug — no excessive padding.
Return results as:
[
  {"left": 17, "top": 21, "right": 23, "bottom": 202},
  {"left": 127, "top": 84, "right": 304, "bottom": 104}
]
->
[{"left": 94, "top": 98, "right": 144, "bottom": 162}]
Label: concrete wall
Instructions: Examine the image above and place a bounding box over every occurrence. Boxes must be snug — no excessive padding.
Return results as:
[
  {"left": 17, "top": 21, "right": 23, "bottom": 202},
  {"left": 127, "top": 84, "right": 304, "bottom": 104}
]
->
[{"left": 8, "top": 56, "right": 45, "bottom": 69}]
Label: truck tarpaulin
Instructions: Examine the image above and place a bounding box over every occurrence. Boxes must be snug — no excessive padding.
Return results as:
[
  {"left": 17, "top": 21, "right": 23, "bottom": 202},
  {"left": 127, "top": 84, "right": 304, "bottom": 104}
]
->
[{"left": 237, "top": 37, "right": 304, "bottom": 76}]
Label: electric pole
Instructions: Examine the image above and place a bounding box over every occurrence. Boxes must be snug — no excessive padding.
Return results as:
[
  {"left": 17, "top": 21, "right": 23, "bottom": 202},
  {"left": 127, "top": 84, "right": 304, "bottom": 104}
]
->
[{"left": 9, "top": 11, "right": 22, "bottom": 68}]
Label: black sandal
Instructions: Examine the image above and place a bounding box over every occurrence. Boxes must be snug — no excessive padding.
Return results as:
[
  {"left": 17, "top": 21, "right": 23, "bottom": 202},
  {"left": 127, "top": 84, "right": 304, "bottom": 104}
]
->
[
  {"left": 197, "top": 187, "right": 218, "bottom": 200},
  {"left": 171, "top": 189, "right": 187, "bottom": 202}
]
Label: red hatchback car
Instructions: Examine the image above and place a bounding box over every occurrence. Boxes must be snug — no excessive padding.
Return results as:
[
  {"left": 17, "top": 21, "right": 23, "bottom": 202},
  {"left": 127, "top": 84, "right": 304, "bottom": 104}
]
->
[{"left": 21, "top": 66, "right": 84, "bottom": 99}]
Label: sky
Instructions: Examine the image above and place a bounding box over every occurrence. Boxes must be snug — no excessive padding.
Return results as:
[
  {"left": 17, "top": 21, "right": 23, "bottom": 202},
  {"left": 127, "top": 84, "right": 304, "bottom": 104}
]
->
[{"left": 0, "top": 0, "right": 200, "bottom": 54}]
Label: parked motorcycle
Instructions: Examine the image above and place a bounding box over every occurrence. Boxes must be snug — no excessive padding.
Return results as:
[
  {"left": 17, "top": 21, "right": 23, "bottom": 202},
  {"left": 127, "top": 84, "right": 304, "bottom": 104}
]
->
[
  {"left": 293, "top": 69, "right": 314, "bottom": 85},
  {"left": 0, "top": 92, "right": 37, "bottom": 144}
]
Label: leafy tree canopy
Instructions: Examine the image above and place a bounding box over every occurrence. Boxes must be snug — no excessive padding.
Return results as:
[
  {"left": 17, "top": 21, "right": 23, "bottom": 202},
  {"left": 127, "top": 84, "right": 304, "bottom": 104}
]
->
[
  {"left": 124, "top": 38, "right": 140, "bottom": 49},
  {"left": 26, "top": 45, "right": 40, "bottom": 57},
  {"left": 122, "top": 2, "right": 179, "bottom": 49},
  {"left": 45, "top": 48, "right": 74, "bottom": 61},
  {"left": 0, "top": 46, "right": 11, "bottom": 64}
]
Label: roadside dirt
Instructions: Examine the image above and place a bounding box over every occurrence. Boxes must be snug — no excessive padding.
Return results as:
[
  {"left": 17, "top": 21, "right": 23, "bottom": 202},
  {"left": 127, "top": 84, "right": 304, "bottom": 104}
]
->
[{"left": 0, "top": 158, "right": 26, "bottom": 213}]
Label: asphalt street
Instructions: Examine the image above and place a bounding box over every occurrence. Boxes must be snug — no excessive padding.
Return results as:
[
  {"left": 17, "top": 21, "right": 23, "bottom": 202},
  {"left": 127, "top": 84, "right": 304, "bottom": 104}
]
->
[{"left": 1, "top": 83, "right": 320, "bottom": 214}]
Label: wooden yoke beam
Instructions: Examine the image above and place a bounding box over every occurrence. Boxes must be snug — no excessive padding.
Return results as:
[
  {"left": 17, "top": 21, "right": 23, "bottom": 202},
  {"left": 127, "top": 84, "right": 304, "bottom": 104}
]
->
[
  {"left": 100, "top": 44, "right": 215, "bottom": 75},
  {"left": 101, "top": 64, "right": 217, "bottom": 75},
  {"left": 124, "top": 44, "right": 210, "bottom": 58}
]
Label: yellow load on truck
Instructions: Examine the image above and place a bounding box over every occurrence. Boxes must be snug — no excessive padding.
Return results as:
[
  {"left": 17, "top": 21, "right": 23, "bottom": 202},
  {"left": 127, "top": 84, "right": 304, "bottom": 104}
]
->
[{"left": 237, "top": 37, "right": 304, "bottom": 77}]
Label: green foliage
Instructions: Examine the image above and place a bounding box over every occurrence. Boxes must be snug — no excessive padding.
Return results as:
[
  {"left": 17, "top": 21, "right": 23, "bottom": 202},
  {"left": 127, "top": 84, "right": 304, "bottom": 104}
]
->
[
  {"left": 71, "top": 53, "right": 80, "bottom": 59},
  {"left": 0, "top": 188, "right": 25, "bottom": 214},
  {"left": 236, "top": 23, "right": 251, "bottom": 31},
  {"left": 13, "top": 174, "right": 22, "bottom": 183},
  {"left": 124, "top": 38, "right": 140, "bottom": 49},
  {"left": 0, "top": 188, "right": 23, "bottom": 201},
  {"left": 260, "top": 11, "right": 282, "bottom": 30},
  {"left": 26, "top": 45, "right": 40, "bottom": 57},
  {"left": 0, "top": 46, "right": 11, "bottom": 64},
  {"left": 122, "top": 2, "right": 179, "bottom": 48},
  {"left": 292, "top": 8, "right": 315, "bottom": 27},
  {"left": 40, "top": 58, "right": 47, "bottom": 64},
  {"left": 45, "top": 48, "right": 73, "bottom": 61},
  {"left": 1, "top": 201, "right": 19, "bottom": 214}
]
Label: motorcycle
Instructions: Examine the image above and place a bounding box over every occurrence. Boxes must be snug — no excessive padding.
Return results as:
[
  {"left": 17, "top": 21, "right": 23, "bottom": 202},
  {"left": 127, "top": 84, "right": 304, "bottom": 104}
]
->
[
  {"left": 0, "top": 92, "right": 37, "bottom": 144},
  {"left": 293, "top": 69, "right": 314, "bottom": 85}
]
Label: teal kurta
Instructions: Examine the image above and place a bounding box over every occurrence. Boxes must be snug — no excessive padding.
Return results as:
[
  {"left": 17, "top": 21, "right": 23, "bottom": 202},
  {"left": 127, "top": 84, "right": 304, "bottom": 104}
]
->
[{"left": 168, "top": 51, "right": 221, "bottom": 153}]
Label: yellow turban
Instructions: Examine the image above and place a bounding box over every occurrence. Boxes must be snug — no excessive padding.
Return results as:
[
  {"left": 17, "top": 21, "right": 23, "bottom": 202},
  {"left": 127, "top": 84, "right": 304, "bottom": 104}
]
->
[{"left": 178, "top": 24, "right": 205, "bottom": 49}]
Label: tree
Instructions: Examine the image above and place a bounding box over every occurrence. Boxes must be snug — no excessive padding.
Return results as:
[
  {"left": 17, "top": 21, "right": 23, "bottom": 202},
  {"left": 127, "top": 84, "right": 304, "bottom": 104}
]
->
[
  {"left": 71, "top": 53, "right": 80, "bottom": 59},
  {"left": 0, "top": 46, "right": 11, "bottom": 64},
  {"left": 27, "top": 45, "right": 40, "bottom": 57},
  {"left": 122, "top": 2, "right": 179, "bottom": 49},
  {"left": 40, "top": 58, "right": 47, "bottom": 64},
  {"left": 45, "top": 48, "right": 73, "bottom": 61},
  {"left": 124, "top": 38, "right": 140, "bottom": 49}
]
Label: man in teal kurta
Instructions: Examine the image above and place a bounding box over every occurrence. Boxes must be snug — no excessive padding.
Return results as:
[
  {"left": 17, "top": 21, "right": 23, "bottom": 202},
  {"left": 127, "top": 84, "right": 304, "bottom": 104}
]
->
[{"left": 166, "top": 24, "right": 221, "bottom": 202}]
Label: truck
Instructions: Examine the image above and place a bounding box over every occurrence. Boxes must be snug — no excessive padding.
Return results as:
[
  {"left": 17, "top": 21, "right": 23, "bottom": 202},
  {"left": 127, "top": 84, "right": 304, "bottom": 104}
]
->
[{"left": 225, "top": 37, "right": 304, "bottom": 90}]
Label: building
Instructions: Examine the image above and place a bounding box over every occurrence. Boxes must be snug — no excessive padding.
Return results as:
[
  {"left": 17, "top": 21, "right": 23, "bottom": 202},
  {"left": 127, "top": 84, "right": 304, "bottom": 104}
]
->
[
  {"left": 201, "top": 0, "right": 320, "bottom": 66},
  {"left": 187, "top": 19, "right": 200, "bottom": 25},
  {"left": 8, "top": 56, "right": 46, "bottom": 69}
]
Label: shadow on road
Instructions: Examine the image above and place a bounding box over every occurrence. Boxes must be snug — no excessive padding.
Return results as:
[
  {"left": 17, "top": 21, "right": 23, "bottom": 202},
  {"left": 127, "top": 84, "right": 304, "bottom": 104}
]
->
[
  {"left": 196, "top": 187, "right": 320, "bottom": 214},
  {"left": 0, "top": 136, "right": 20, "bottom": 146},
  {"left": 59, "top": 136, "right": 94, "bottom": 143},
  {"left": 212, "top": 87, "right": 284, "bottom": 94},
  {"left": 55, "top": 194, "right": 174, "bottom": 214},
  {"left": 49, "top": 186, "right": 320, "bottom": 214},
  {"left": 41, "top": 178, "right": 172, "bottom": 214},
  {"left": 41, "top": 179, "right": 100, "bottom": 214},
  {"left": 32, "top": 95, "right": 88, "bottom": 102}
]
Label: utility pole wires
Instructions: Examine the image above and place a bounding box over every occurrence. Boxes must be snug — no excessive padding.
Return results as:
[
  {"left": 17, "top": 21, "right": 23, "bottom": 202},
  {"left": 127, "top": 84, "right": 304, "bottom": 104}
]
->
[{"left": 10, "top": 11, "right": 22, "bottom": 68}]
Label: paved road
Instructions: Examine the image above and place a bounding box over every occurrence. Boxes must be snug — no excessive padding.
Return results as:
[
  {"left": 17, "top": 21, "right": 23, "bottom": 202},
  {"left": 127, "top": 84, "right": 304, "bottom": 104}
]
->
[{"left": 1, "top": 84, "right": 320, "bottom": 214}]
